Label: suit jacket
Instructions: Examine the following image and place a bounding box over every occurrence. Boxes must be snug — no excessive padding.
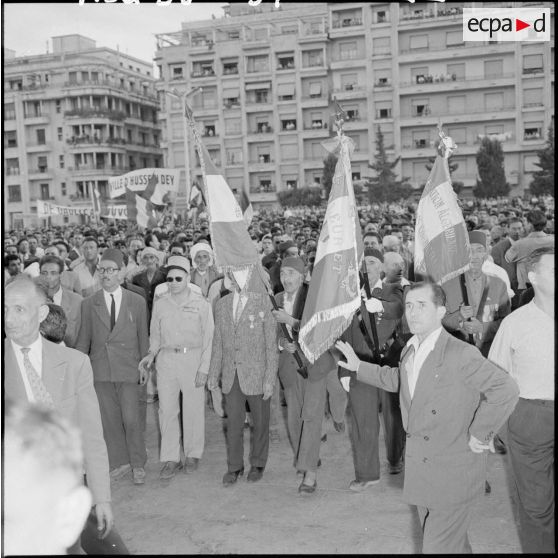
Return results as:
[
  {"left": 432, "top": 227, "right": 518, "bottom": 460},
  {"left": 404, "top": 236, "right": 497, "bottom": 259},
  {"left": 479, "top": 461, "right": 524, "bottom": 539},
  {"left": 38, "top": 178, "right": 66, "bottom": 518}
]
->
[
  {"left": 490, "top": 238, "right": 517, "bottom": 292},
  {"left": 357, "top": 328, "right": 519, "bottom": 508},
  {"left": 60, "top": 287, "right": 83, "bottom": 348},
  {"left": 61, "top": 269, "right": 83, "bottom": 295},
  {"left": 132, "top": 269, "right": 166, "bottom": 313},
  {"left": 208, "top": 291, "right": 279, "bottom": 396},
  {"left": 4, "top": 337, "right": 111, "bottom": 505},
  {"left": 75, "top": 288, "right": 149, "bottom": 383}
]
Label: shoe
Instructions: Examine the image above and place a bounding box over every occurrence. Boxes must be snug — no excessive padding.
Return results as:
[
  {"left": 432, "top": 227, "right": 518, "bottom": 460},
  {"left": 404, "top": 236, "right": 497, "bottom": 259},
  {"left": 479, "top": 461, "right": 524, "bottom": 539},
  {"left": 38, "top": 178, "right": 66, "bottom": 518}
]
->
[
  {"left": 349, "top": 479, "right": 380, "bottom": 492},
  {"left": 132, "top": 467, "right": 146, "bottom": 485},
  {"left": 223, "top": 468, "right": 244, "bottom": 486},
  {"left": 493, "top": 435, "right": 507, "bottom": 455},
  {"left": 247, "top": 466, "right": 265, "bottom": 482},
  {"left": 184, "top": 457, "right": 199, "bottom": 474},
  {"left": 270, "top": 429, "right": 281, "bottom": 444},
  {"left": 298, "top": 480, "right": 317, "bottom": 494},
  {"left": 109, "top": 463, "right": 131, "bottom": 480},
  {"left": 388, "top": 461, "right": 404, "bottom": 475},
  {"left": 160, "top": 461, "right": 182, "bottom": 480},
  {"left": 333, "top": 421, "right": 345, "bottom": 433},
  {"left": 485, "top": 480, "right": 491, "bottom": 494}
]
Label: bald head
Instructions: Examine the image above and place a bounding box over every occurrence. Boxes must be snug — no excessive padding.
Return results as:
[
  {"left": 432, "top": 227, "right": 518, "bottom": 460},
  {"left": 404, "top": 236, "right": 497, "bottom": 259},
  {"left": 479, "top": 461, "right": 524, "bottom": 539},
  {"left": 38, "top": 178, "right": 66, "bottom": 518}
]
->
[
  {"left": 383, "top": 252, "right": 405, "bottom": 282},
  {"left": 382, "top": 234, "right": 401, "bottom": 253}
]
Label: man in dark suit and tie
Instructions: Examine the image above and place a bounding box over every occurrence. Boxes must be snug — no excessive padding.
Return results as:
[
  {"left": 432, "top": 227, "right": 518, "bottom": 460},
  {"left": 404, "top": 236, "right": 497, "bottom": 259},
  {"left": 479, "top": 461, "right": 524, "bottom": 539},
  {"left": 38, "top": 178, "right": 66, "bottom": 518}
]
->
[
  {"left": 4, "top": 275, "right": 114, "bottom": 541},
  {"left": 336, "top": 282, "right": 519, "bottom": 553},
  {"left": 76, "top": 249, "right": 150, "bottom": 486}
]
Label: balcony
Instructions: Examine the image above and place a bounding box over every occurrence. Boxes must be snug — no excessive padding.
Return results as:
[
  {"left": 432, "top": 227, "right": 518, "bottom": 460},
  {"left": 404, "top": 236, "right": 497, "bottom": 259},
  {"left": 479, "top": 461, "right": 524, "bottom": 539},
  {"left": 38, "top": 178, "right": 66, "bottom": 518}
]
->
[
  {"left": 331, "top": 85, "right": 367, "bottom": 100},
  {"left": 66, "top": 136, "right": 128, "bottom": 148},
  {"left": 246, "top": 67, "right": 271, "bottom": 75},
  {"left": 28, "top": 167, "right": 51, "bottom": 180},
  {"left": 400, "top": 104, "right": 517, "bottom": 126},
  {"left": 522, "top": 67, "right": 545, "bottom": 76},
  {"left": 298, "top": 24, "right": 328, "bottom": 43},
  {"left": 400, "top": 72, "right": 515, "bottom": 90},
  {"left": 248, "top": 158, "right": 275, "bottom": 171},
  {"left": 277, "top": 60, "right": 295, "bottom": 72},
  {"left": 399, "top": 5, "right": 463, "bottom": 24},
  {"left": 63, "top": 79, "right": 158, "bottom": 102},
  {"left": 523, "top": 130, "right": 543, "bottom": 141},
  {"left": 399, "top": 42, "right": 514, "bottom": 60},
  {"left": 27, "top": 142, "right": 51, "bottom": 153},
  {"left": 301, "top": 95, "right": 329, "bottom": 108},
  {"left": 191, "top": 68, "right": 216, "bottom": 79},
  {"left": 332, "top": 17, "right": 363, "bottom": 29},
  {"left": 374, "top": 80, "right": 392, "bottom": 89},
  {"left": 68, "top": 164, "right": 130, "bottom": 175},
  {"left": 23, "top": 113, "right": 50, "bottom": 125},
  {"left": 223, "top": 66, "right": 239, "bottom": 76},
  {"left": 5, "top": 167, "right": 20, "bottom": 176},
  {"left": 64, "top": 108, "right": 127, "bottom": 121},
  {"left": 223, "top": 100, "right": 241, "bottom": 110},
  {"left": 250, "top": 184, "right": 276, "bottom": 194},
  {"left": 475, "top": 132, "right": 514, "bottom": 144}
]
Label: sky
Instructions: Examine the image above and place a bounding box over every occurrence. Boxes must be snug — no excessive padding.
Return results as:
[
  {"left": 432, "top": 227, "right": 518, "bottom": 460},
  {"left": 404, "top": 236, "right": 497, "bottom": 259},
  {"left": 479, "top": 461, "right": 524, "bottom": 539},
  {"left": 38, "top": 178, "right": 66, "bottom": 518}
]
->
[{"left": 3, "top": 2, "right": 228, "bottom": 64}]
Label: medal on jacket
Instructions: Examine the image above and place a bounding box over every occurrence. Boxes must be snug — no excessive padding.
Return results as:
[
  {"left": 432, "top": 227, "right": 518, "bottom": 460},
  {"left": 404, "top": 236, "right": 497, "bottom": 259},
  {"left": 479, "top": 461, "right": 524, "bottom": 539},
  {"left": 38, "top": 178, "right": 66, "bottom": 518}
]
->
[{"left": 249, "top": 315, "right": 255, "bottom": 329}]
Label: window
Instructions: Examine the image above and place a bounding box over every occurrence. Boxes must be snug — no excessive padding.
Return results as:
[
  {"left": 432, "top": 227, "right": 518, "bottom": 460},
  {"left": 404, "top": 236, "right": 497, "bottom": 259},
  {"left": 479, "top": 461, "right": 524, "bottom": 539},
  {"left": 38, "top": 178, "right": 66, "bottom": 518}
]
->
[
  {"left": 485, "top": 124, "right": 504, "bottom": 135},
  {"left": 170, "top": 65, "right": 183, "bottom": 79},
  {"left": 38, "top": 156, "right": 48, "bottom": 172},
  {"left": 57, "top": 127, "right": 63, "bottom": 141},
  {"left": 61, "top": 182, "right": 67, "bottom": 196},
  {"left": 412, "top": 130, "right": 429, "bottom": 148},
  {"left": 339, "top": 41, "right": 358, "bottom": 60},
  {"left": 223, "top": 60, "right": 239, "bottom": 74},
  {"left": 227, "top": 30, "right": 240, "bottom": 40},
  {"left": 524, "top": 88, "right": 544, "bottom": 107},
  {"left": 447, "top": 63, "right": 465, "bottom": 80},
  {"left": 10, "top": 79, "right": 23, "bottom": 90},
  {"left": 281, "top": 143, "right": 298, "bottom": 160},
  {"left": 5, "top": 130, "right": 17, "bottom": 148},
  {"left": 411, "top": 66, "right": 429, "bottom": 83},
  {"left": 256, "top": 119, "right": 271, "bottom": 133},
  {"left": 8, "top": 185, "right": 21, "bottom": 203},
  {"left": 484, "top": 92, "right": 503, "bottom": 111},
  {"left": 341, "top": 73, "right": 358, "bottom": 90},
  {"left": 40, "top": 183, "right": 50, "bottom": 200},
  {"left": 5, "top": 103, "right": 16, "bottom": 120},
  {"left": 201, "top": 89, "right": 217, "bottom": 109},
  {"left": 411, "top": 98, "right": 430, "bottom": 117},
  {"left": 524, "top": 122, "right": 543, "bottom": 140},
  {"left": 447, "top": 127, "right": 467, "bottom": 144},
  {"left": 277, "top": 82, "right": 295, "bottom": 101},
  {"left": 281, "top": 118, "right": 297, "bottom": 131},
  {"left": 375, "top": 10, "right": 387, "bottom": 23},
  {"left": 256, "top": 146, "right": 271, "bottom": 163},
  {"left": 203, "top": 124, "right": 216, "bottom": 137},
  {"left": 310, "top": 142, "right": 323, "bottom": 159},
  {"left": 226, "top": 148, "right": 243, "bottom": 164},
  {"left": 277, "top": 55, "right": 295, "bottom": 70},
  {"left": 523, "top": 54, "right": 543, "bottom": 74},
  {"left": 59, "top": 155, "right": 65, "bottom": 169},
  {"left": 446, "top": 30, "right": 463, "bottom": 47},
  {"left": 6, "top": 158, "right": 19, "bottom": 175},
  {"left": 225, "top": 118, "right": 242, "bottom": 135},
  {"left": 281, "top": 25, "right": 298, "bottom": 35},
  {"left": 409, "top": 34, "right": 428, "bottom": 50},
  {"left": 447, "top": 95, "right": 465, "bottom": 113},
  {"left": 303, "top": 50, "right": 323, "bottom": 68},
  {"left": 372, "top": 37, "right": 390, "bottom": 54},
  {"left": 376, "top": 102, "right": 392, "bottom": 119},
  {"left": 286, "top": 179, "right": 297, "bottom": 190},
  {"left": 246, "top": 55, "right": 269, "bottom": 74},
  {"left": 484, "top": 59, "right": 504, "bottom": 78},
  {"left": 523, "top": 154, "right": 539, "bottom": 172},
  {"left": 171, "top": 120, "right": 183, "bottom": 140},
  {"left": 375, "top": 71, "right": 391, "bottom": 87},
  {"left": 259, "top": 178, "right": 273, "bottom": 192},
  {"left": 352, "top": 172, "right": 361, "bottom": 181},
  {"left": 309, "top": 82, "right": 322, "bottom": 98}
]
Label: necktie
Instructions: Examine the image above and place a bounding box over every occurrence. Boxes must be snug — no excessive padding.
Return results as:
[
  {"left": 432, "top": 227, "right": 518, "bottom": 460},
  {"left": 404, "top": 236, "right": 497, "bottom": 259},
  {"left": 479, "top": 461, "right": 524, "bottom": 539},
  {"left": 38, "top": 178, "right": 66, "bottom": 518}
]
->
[
  {"left": 234, "top": 294, "right": 243, "bottom": 322},
  {"left": 405, "top": 345, "right": 418, "bottom": 399},
  {"left": 21, "top": 348, "right": 54, "bottom": 409},
  {"left": 110, "top": 294, "right": 116, "bottom": 331}
]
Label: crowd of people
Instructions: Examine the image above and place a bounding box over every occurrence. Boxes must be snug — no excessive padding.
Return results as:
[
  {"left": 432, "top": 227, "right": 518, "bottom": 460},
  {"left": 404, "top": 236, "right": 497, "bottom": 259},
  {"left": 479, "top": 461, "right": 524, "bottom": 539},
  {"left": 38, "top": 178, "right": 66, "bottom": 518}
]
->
[{"left": 3, "top": 193, "right": 554, "bottom": 554}]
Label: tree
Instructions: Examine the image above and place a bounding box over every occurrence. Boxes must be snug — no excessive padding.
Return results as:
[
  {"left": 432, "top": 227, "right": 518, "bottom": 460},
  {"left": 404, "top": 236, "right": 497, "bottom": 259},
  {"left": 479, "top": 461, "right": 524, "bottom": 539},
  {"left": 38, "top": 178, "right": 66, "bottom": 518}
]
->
[
  {"left": 277, "top": 187, "right": 322, "bottom": 208},
  {"left": 365, "top": 126, "right": 412, "bottom": 202},
  {"left": 474, "top": 137, "right": 510, "bottom": 198},
  {"left": 529, "top": 123, "right": 554, "bottom": 197},
  {"left": 425, "top": 140, "right": 464, "bottom": 195},
  {"left": 322, "top": 153, "right": 338, "bottom": 199}
]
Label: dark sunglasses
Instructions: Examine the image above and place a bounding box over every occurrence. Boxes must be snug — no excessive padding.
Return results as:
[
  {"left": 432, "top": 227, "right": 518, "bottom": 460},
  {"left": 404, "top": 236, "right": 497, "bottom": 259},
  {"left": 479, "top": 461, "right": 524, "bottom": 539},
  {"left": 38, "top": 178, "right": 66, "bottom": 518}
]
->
[{"left": 166, "top": 276, "right": 184, "bottom": 283}]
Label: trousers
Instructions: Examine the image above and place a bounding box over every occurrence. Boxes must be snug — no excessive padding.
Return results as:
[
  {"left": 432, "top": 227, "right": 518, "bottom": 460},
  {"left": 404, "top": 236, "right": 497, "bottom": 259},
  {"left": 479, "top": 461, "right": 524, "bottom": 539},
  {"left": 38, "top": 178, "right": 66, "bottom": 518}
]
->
[
  {"left": 507, "top": 398, "right": 555, "bottom": 553},
  {"left": 224, "top": 373, "right": 270, "bottom": 472},
  {"left": 94, "top": 381, "right": 146, "bottom": 470},
  {"left": 326, "top": 368, "right": 347, "bottom": 423}
]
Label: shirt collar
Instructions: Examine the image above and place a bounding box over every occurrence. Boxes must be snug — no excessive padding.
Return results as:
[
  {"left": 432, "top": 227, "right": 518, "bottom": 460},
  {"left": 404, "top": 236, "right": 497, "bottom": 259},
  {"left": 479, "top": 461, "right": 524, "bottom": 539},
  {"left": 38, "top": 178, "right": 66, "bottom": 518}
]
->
[
  {"left": 372, "top": 278, "right": 383, "bottom": 290},
  {"left": 407, "top": 326, "right": 443, "bottom": 352},
  {"left": 103, "top": 285, "right": 122, "bottom": 298},
  {"left": 11, "top": 334, "right": 43, "bottom": 353}
]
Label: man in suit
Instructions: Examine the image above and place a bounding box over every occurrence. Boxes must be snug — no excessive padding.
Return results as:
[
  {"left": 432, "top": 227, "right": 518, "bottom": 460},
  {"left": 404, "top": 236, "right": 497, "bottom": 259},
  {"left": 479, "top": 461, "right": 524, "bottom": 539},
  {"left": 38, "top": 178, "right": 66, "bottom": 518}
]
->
[
  {"left": 44, "top": 243, "right": 83, "bottom": 295},
  {"left": 4, "top": 276, "right": 114, "bottom": 541},
  {"left": 339, "top": 248, "right": 405, "bottom": 491},
  {"left": 68, "top": 230, "right": 84, "bottom": 262},
  {"left": 132, "top": 246, "right": 167, "bottom": 315},
  {"left": 38, "top": 255, "right": 83, "bottom": 348},
  {"left": 208, "top": 269, "right": 279, "bottom": 486},
  {"left": 336, "top": 282, "right": 519, "bottom": 553},
  {"left": 76, "top": 249, "right": 150, "bottom": 486}
]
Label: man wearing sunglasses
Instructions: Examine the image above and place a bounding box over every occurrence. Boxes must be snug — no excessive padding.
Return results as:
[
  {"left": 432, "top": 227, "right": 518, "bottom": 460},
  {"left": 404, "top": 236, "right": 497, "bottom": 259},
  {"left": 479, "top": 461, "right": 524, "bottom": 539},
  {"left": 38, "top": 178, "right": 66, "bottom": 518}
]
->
[
  {"left": 140, "top": 256, "right": 214, "bottom": 480},
  {"left": 76, "top": 249, "right": 150, "bottom": 487}
]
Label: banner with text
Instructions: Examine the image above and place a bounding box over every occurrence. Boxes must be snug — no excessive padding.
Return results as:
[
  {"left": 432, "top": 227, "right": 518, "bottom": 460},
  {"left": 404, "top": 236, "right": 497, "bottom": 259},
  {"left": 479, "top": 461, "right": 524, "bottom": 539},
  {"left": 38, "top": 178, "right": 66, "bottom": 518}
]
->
[
  {"left": 37, "top": 200, "right": 128, "bottom": 220},
  {"left": 108, "top": 168, "right": 180, "bottom": 202}
]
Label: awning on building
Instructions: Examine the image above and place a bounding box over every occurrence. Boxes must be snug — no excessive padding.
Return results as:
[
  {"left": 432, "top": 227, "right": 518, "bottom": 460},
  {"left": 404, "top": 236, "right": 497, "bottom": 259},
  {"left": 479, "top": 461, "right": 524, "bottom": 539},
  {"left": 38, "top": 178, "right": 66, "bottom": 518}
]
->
[
  {"left": 277, "top": 82, "right": 295, "bottom": 96},
  {"left": 309, "top": 82, "right": 322, "bottom": 96},
  {"left": 223, "top": 87, "right": 240, "bottom": 98},
  {"left": 245, "top": 82, "right": 271, "bottom": 91}
]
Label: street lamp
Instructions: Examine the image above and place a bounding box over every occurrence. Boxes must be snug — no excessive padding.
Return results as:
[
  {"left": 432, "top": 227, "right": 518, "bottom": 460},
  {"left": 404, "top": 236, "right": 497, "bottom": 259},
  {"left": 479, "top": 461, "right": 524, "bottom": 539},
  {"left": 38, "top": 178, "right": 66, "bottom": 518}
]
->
[{"left": 165, "top": 86, "right": 203, "bottom": 212}]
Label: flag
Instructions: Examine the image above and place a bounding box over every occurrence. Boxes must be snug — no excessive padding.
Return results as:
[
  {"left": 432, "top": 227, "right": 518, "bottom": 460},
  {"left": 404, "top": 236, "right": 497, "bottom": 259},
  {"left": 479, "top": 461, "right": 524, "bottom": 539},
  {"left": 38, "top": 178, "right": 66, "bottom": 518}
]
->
[
  {"left": 414, "top": 154, "right": 471, "bottom": 284},
  {"left": 194, "top": 134, "right": 258, "bottom": 272},
  {"left": 125, "top": 188, "right": 157, "bottom": 229},
  {"left": 298, "top": 134, "right": 363, "bottom": 364}
]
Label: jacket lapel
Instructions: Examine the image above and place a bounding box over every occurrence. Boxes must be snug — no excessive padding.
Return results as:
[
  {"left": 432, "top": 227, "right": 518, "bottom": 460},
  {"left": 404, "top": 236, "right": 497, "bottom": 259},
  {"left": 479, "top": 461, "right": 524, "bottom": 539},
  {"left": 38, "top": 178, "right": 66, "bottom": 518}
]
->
[
  {"left": 93, "top": 290, "right": 111, "bottom": 331},
  {"left": 41, "top": 338, "right": 67, "bottom": 404},
  {"left": 3, "top": 340, "right": 28, "bottom": 402},
  {"left": 111, "top": 289, "right": 129, "bottom": 336}
]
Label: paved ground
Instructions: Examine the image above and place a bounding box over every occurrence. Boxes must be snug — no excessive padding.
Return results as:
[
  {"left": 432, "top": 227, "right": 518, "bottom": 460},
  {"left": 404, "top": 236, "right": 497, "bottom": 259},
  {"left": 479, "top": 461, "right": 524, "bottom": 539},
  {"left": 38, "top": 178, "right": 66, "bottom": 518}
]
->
[{"left": 111, "top": 400, "right": 522, "bottom": 554}]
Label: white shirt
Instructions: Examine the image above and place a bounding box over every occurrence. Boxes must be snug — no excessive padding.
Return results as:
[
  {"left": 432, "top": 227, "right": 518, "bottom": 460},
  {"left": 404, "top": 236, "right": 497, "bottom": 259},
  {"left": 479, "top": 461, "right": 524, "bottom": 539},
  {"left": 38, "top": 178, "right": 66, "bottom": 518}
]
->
[
  {"left": 488, "top": 301, "right": 554, "bottom": 400},
  {"left": 406, "top": 326, "right": 443, "bottom": 398},
  {"left": 52, "top": 287, "right": 63, "bottom": 306},
  {"left": 11, "top": 336, "right": 43, "bottom": 403},
  {"left": 283, "top": 288, "right": 299, "bottom": 337},
  {"left": 103, "top": 286, "right": 123, "bottom": 322},
  {"left": 233, "top": 290, "right": 247, "bottom": 320}
]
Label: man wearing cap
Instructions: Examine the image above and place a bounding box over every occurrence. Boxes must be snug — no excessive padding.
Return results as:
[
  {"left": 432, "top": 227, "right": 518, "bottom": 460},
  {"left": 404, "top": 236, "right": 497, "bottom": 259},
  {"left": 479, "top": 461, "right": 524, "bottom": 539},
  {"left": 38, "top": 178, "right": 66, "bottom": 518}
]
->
[
  {"left": 190, "top": 243, "right": 222, "bottom": 298},
  {"left": 442, "top": 230, "right": 511, "bottom": 357},
  {"left": 132, "top": 247, "right": 166, "bottom": 315},
  {"left": 139, "top": 256, "right": 214, "bottom": 480},
  {"left": 76, "top": 249, "right": 150, "bottom": 486},
  {"left": 339, "top": 248, "right": 406, "bottom": 490},
  {"left": 269, "top": 241, "right": 300, "bottom": 294}
]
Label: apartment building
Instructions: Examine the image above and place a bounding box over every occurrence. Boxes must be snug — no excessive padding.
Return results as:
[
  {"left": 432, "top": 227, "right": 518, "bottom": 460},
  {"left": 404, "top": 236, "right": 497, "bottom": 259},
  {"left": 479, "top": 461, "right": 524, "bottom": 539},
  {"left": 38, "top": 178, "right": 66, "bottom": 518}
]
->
[
  {"left": 3, "top": 35, "right": 162, "bottom": 229},
  {"left": 154, "top": 2, "right": 553, "bottom": 209}
]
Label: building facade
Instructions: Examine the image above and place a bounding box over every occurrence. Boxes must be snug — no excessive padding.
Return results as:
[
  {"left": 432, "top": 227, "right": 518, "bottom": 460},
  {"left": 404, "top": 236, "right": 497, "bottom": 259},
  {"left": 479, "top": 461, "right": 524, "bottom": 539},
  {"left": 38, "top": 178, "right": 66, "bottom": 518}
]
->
[
  {"left": 154, "top": 1, "right": 554, "bottom": 209},
  {"left": 3, "top": 35, "right": 163, "bottom": 229}
]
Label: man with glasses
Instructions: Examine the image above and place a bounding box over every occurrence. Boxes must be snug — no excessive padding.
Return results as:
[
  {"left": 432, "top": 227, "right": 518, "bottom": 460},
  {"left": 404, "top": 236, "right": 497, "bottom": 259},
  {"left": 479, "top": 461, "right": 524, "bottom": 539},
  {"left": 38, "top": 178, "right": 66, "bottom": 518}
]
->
[
  {"left": 139, "top": 256, "right": 214, "bottom": 480},
  {"left": 76, "top": 249, "right": 149, "bottom": 486}
]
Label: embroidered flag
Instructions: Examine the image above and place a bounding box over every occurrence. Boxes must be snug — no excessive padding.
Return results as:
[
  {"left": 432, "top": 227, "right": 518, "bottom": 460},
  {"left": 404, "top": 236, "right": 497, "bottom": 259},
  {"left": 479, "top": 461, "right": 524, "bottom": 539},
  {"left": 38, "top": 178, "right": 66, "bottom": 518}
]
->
[
  {"left": 298, "top": 134, "right": 362, "bottom": 363},
  {"left": 414, "top": 152, "right": 471, "bottom": 284}
]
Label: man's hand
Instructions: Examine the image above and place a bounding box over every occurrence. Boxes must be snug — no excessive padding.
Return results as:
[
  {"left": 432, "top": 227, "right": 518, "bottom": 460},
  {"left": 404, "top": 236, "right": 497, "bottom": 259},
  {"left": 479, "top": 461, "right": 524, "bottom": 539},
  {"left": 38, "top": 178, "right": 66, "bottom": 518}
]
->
[
  {"left": 335, "top": 340, "right": 360, "bottom": 372},
  {"left": 468, "top": 435, "right": 493, "bottom": 454},
  {"left": 139, "top": 353, "right": 154, "bottom": 374},
  {"left": 272, "top": 308, "right": 294, "bottom": 327},
  {"left": 210, "top": 387, "right": 224, "bottom": 417},
  {"left": 195, "top": 371, "right": 208, "bottom": 388},
  {"left": 95, "top": 502, "right": 114, "bottom": 539},
  {"left": 340, "top": 376, "right": 351, "bottom": 393},
  {"left": 463, "top": 318, "right": 483, "bottom": 335},
  {"left": 459, "top": 305, "right": 474, "bottom": 320},
  {"left": 262, "top": 383, "right": 274, "bottom": 400},
  {"left": 365, "top": 297, "right": 384, "bottom": 314},
  {"left": 138, "top": 367, "right": 148, "bottom": 386},
  {"left": 284, "top": 341, "right": 297, "bottom": 354}
]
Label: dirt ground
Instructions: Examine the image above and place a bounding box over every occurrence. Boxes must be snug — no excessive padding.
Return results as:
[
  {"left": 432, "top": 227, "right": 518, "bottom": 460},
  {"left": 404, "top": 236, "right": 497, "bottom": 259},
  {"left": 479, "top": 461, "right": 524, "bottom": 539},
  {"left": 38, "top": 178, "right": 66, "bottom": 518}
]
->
[{"left": 109, "top": 400, "right": 522, "bottom": 554}]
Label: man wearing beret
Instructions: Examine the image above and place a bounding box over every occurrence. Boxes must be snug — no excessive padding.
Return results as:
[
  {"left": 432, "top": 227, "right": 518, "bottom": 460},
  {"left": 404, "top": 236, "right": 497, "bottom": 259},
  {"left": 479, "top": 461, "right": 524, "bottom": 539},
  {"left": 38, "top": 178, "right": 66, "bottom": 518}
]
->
[
  {"left": 441, "top": 230, "right": 511, "bottom": 357},
  {"left": 269, "top": 241, "right": 300, "bottom": 294},
  {"left": 76, "top": 249, "right": 150, "bottom": 486},
  {"left": 272, "top": 256, "right": 337, "bottom": 494},
  {"left": 339, "top": 248, "right": 406, "bottom": 490}
]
